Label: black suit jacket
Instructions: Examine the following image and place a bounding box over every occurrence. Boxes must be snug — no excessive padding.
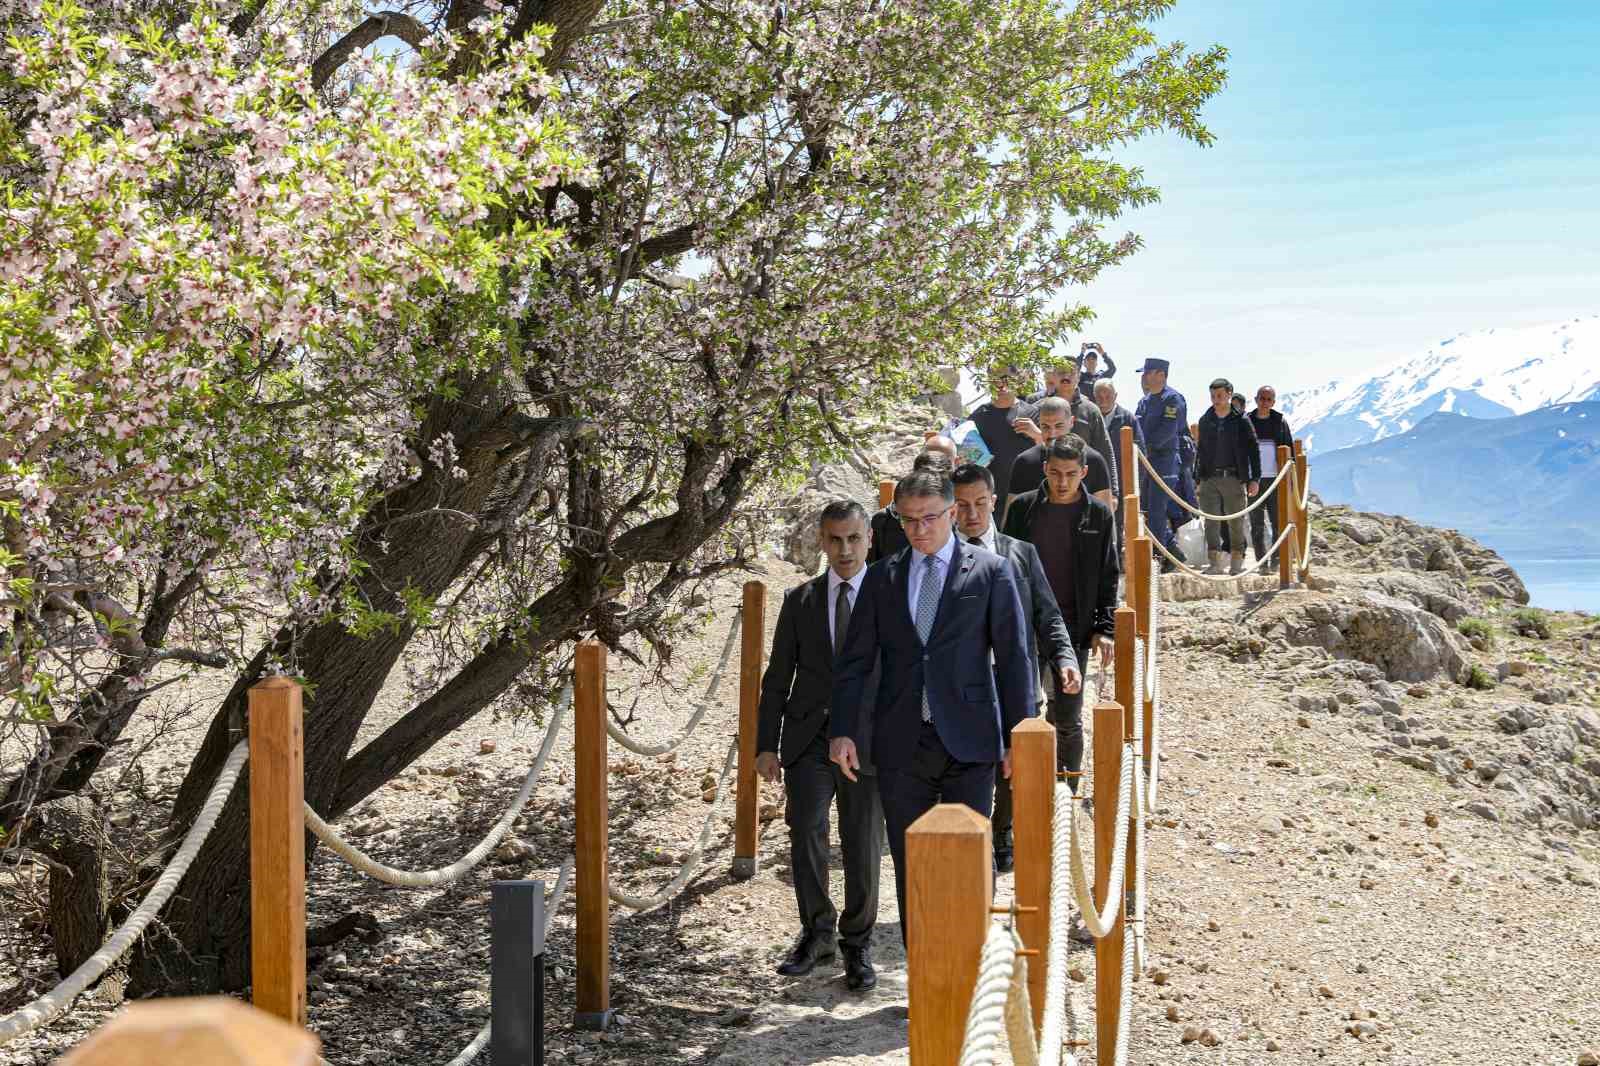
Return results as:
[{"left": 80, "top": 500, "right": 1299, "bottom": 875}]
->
[
  {"left": 1001, "top": 488, "right": 1120, "bottom": 648},
  {"left": 867, "top": 507, "right": 907, "bottom": 564},
  {"left": 990, "top": 533, "right": 1077, "bottom": 684},
  {"left": 831, "top": 539, "right": 1036, "bottom": 769},
  {"left": 757, "top": 574, "right": 878, "bottom": 769}
]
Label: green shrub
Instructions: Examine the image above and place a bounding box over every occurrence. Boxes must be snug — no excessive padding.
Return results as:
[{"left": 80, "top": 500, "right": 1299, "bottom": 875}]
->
[
  {"left": 1456, "top": 617, "right": 1495, "bottom": 647},
  {"left": 1510, "top": 608, "right": 1552, "bottom": 640},
  {"left": 1463, "top": 665, "right": 1497, "bottom": 691}
]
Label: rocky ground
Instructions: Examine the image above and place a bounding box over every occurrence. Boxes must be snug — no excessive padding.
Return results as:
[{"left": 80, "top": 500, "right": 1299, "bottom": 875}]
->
[{"left": 4, "top": 443, "right": 1600, "bottom": 1065}]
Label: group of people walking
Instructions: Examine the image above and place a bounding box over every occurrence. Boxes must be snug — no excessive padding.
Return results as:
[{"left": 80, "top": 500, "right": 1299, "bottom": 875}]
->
[{"left": 753, "top": 345, "right": 1293, "bottom": 991}]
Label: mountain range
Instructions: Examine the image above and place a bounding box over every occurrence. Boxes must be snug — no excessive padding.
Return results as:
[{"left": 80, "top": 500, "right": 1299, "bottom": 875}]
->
[
  {"left": 1281, "top": 316, "right": 1600, "bottom": 453},
  {"left": 1309, "top": 402, "right": 1600, "bottom": 556}
]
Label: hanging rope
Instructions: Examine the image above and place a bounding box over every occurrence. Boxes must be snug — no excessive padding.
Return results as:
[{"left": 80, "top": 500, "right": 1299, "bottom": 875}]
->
[
  {"left": 1136, "top": 447, "right": 1293, "bottom": 521},
  {"left": 608, "top": 733, "right": 740, "bottom": 911},
  {"left": 1148, "top": 520, "right": 1296, "bottom": 582},
  {"left": 305, "top": 683, "right": 573, "bottom": 888},
  {"left": 440, "top": 854, "right": 575, "bottom": 1066},
  {"left": 1064, "top": 750, "right": 1134, "bottom": 938},
  {"left": 605, "top": 611, "right": 742, "bottom": 757},
  {"left": 0, "top": 741, "right": 250, "bottom": 1046}
]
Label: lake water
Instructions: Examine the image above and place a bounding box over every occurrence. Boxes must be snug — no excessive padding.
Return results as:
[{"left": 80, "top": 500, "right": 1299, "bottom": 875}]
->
[{"left": 1501, "top": 557, "right": 1600, "bottom": 614}]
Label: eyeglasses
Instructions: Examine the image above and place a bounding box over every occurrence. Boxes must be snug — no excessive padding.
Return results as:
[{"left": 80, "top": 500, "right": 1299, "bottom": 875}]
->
[{"left": 899, "top": 507, "right": 953, "bottom": 531}]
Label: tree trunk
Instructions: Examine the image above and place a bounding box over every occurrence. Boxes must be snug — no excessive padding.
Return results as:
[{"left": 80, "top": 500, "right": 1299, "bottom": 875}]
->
[
  {"left": 127, "top": 394, "right": 586, "bottom": 994},
  {"left": 31, "top": 795, "right": 109, "bottom": 978}
]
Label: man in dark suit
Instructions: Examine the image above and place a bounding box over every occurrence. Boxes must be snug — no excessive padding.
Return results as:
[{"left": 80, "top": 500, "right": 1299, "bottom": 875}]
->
[
  {"left": 1001, "top": 437, "right": 1119, "bottom": 788},
  {"left": 757, "top": 501, "right": 883, "bottom": 990},
  {"left": 951, "top": 463, "right": 1081, "bottom": 873},
  {"left": 829, "top": 470, "right": 1037, "bottom": 935},
  {"left": 867, "top": 446, "right": 955, "bottom": 564}
]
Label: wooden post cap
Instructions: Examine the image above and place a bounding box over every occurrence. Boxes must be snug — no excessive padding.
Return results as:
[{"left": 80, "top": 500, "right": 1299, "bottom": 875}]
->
[
  {"left": 56, "top": 998, "right": 321, "bottom": 1066},
  {"left": 907, "top": 801, "right": 991, "bottom": 838}
]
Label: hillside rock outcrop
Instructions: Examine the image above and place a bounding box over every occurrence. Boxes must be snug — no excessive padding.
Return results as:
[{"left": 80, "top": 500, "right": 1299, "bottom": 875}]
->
[{"left": 1249, "top": 588, "right": 1468, "bottom": 683}]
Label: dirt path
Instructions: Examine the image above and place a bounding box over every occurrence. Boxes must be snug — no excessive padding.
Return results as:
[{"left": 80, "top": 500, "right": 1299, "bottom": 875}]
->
[{"left": 6, "top": 547, "right": 1599, "bottom": 1065}]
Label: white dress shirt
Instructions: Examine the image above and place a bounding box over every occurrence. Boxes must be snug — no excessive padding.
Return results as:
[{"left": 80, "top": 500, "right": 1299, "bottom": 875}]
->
[
  {"left": 826, "top": 565, "right": 867, "bottom": 647},
  {"left": 906, "top": 532, "right": 959, "bottom": 623},
  {"left": 965, "top": 523, "right": 998, "bottom": 553}
]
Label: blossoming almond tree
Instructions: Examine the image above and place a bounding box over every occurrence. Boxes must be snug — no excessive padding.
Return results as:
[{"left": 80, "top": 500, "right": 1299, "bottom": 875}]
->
[{"left": 2, "top": 0, "right": 1223, "bottom": 996}]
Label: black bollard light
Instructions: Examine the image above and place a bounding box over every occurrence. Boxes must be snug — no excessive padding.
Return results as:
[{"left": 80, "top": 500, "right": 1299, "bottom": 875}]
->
[{"left": 491, "top": 879, "right": 546, "bottom": 1066}]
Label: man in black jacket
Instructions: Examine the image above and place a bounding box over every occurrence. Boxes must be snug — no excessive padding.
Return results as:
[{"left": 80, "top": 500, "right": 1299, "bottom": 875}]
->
[
  {"left": 757, "top": 500, "right": 882, "bottom": 990},
  {"left": 867, "top": 445, "right": 955, "bottom": 564},
  {"left": 1000, "top": 437, "right": 1118, "bottom": 789},
  {"left": 1194, "top": 378, "right": 1261, "bottom": 575},
  {"left": 951, "top": 463, "right": 1081, "bottom": 872},
  {"left": 1247, "top": 386, "right": 1294, "bottom": 567}
]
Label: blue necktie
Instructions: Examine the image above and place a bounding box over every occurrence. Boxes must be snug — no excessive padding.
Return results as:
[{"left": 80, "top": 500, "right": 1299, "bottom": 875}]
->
[{"left": 915, "top": 555, "right": 941, "bottom": 721}]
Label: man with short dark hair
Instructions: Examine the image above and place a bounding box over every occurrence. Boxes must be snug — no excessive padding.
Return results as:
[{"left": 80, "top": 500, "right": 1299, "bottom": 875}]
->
[
  {"left": 831, "top": 469, "right": 1036, "bottom": 934},
  {"left": 1195, "top": 378, "right": 1261, "bottom": 575},
  {"left": 1247, "top": 386, "right": 1295, "bottom": 567},
  {"left": 952, "top": 463, "right": 1081, "bottom": 872},
  {"left": 1051, "top": 364, "right": 1118, "bottom": 501},
  {"left": 965, "top": 366, "right": 1041, "bottom": 515},
  {"left": 758, "top": 500, "right": 883, "bottom": 989},
  {"left": 868, "top": 448, "right": 956, "bottom": 564},
  {"left": 1000, "top": 438, "right": 1118, "bottom": 790},
  {"left": 1005, "top": 397, "right": 1113, "bottom": 514}
]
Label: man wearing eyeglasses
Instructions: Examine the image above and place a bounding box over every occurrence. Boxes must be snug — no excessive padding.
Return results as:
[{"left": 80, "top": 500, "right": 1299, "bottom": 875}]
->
[
  {"left": 1247, "top": 386, "right": 1295, "bottom": 568},
  {"left": 829, "top": 469, "right": 1036, "bottom": 937}
]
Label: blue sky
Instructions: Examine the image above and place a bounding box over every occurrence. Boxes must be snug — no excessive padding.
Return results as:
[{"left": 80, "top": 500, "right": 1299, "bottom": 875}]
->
[{"left": 1061, "top": 0, "right": 1600, "bottom": 400}]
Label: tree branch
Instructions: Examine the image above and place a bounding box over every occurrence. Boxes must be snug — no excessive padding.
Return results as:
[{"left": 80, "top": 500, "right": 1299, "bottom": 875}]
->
[{"left": 312, "top": 12, "right": 429, "bottom": 92}]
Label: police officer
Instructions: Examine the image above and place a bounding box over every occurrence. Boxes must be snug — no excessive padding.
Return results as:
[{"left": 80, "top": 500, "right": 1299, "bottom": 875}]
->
[{"left": 1133, "top": 358, "right": 1188, "bottom": 572}]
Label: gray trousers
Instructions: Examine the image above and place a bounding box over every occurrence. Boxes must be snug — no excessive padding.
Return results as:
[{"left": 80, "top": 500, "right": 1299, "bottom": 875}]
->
[
  {"left": 1199, "top": 475, "right": 1248, "bottom": 554},
  {"left": 784, "top": 728, "right": 881, "bottom": 949}
]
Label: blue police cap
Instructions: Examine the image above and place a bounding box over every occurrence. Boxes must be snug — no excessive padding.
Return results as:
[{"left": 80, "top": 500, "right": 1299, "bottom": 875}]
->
[{"left": 1136, "top": 357, "right": 1170, "bottom": 373}]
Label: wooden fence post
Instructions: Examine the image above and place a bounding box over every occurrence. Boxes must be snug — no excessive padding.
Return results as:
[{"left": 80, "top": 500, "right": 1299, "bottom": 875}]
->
[
  {"left": 1294, "top": 440, "right": 1311, "bottom": 583},
  {"left": 1011, "top": 718, "right": 1056, "bottom": 1036},
  {"left": 1137, "top": 538, "right": 1156, "bottom": 772},
  {"left": 1277, "top": 444, "right": 1294, "bottom": 590},
  {"left": 1121, "top": 497, "right": 1140, "bottom": 609},
  {"left": 57, "top": 997, "right": 321, "bottom": 1066},
  {"left": 249, "top": 677, "right": 305, "bottom": 1027},
  {"left": 574, "top": 640, "right": 612, "bottom": 1031},
  {"left": 732, "top": 580, "right": 765, "bottom": 880},
  {"left": 907, "top": 804, "right": 992, "bottom": 1066},
  {"left": 1129, "top": 534, "right": 1150, "bottom": 639},
  {"left": 1093, "top": 699, "right": 1125, "bottom": 1066},
  {"left": 879, "top": 478, "right": 896, "bottom": 510}
]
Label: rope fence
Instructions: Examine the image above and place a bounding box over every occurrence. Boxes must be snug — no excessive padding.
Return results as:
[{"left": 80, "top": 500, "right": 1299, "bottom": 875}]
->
[
  {"left": 0, "top": 740, "right": 250, "bottom": 1045},
  {"left": 5, "top": 424, "right": 1310, "bottom": 1066},
  {"left": 1, "top": 590, "right": 761, "bottom": 1066}
]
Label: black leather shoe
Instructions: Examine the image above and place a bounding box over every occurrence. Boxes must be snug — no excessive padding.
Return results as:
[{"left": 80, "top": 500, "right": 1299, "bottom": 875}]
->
[
  {"left": 994, "top": 849, "right": 1015, "bottom": 874},
  {"left": 843, "top": 946, "right": 878, "bottom": 991},
  {"left": 776, "top": 931, "right": 835, "bottom": 977}
]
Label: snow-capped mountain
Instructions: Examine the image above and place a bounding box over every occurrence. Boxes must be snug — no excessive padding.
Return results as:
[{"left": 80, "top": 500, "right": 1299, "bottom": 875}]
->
[
  {"left": 1311, "top": 402, "right": 1600, "bottom": 556},
  {"left": 1281, "top": 316, "right": 1600, "bottom": 453}
]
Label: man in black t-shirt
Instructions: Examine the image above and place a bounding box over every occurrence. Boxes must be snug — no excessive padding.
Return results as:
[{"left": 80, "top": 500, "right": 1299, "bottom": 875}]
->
[
  {"left": 1005, "top": 398, "right": 1113, "bottom": 522},
  {"left": 966, "top": 365, "right": 1041, "bottom": 517}
]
